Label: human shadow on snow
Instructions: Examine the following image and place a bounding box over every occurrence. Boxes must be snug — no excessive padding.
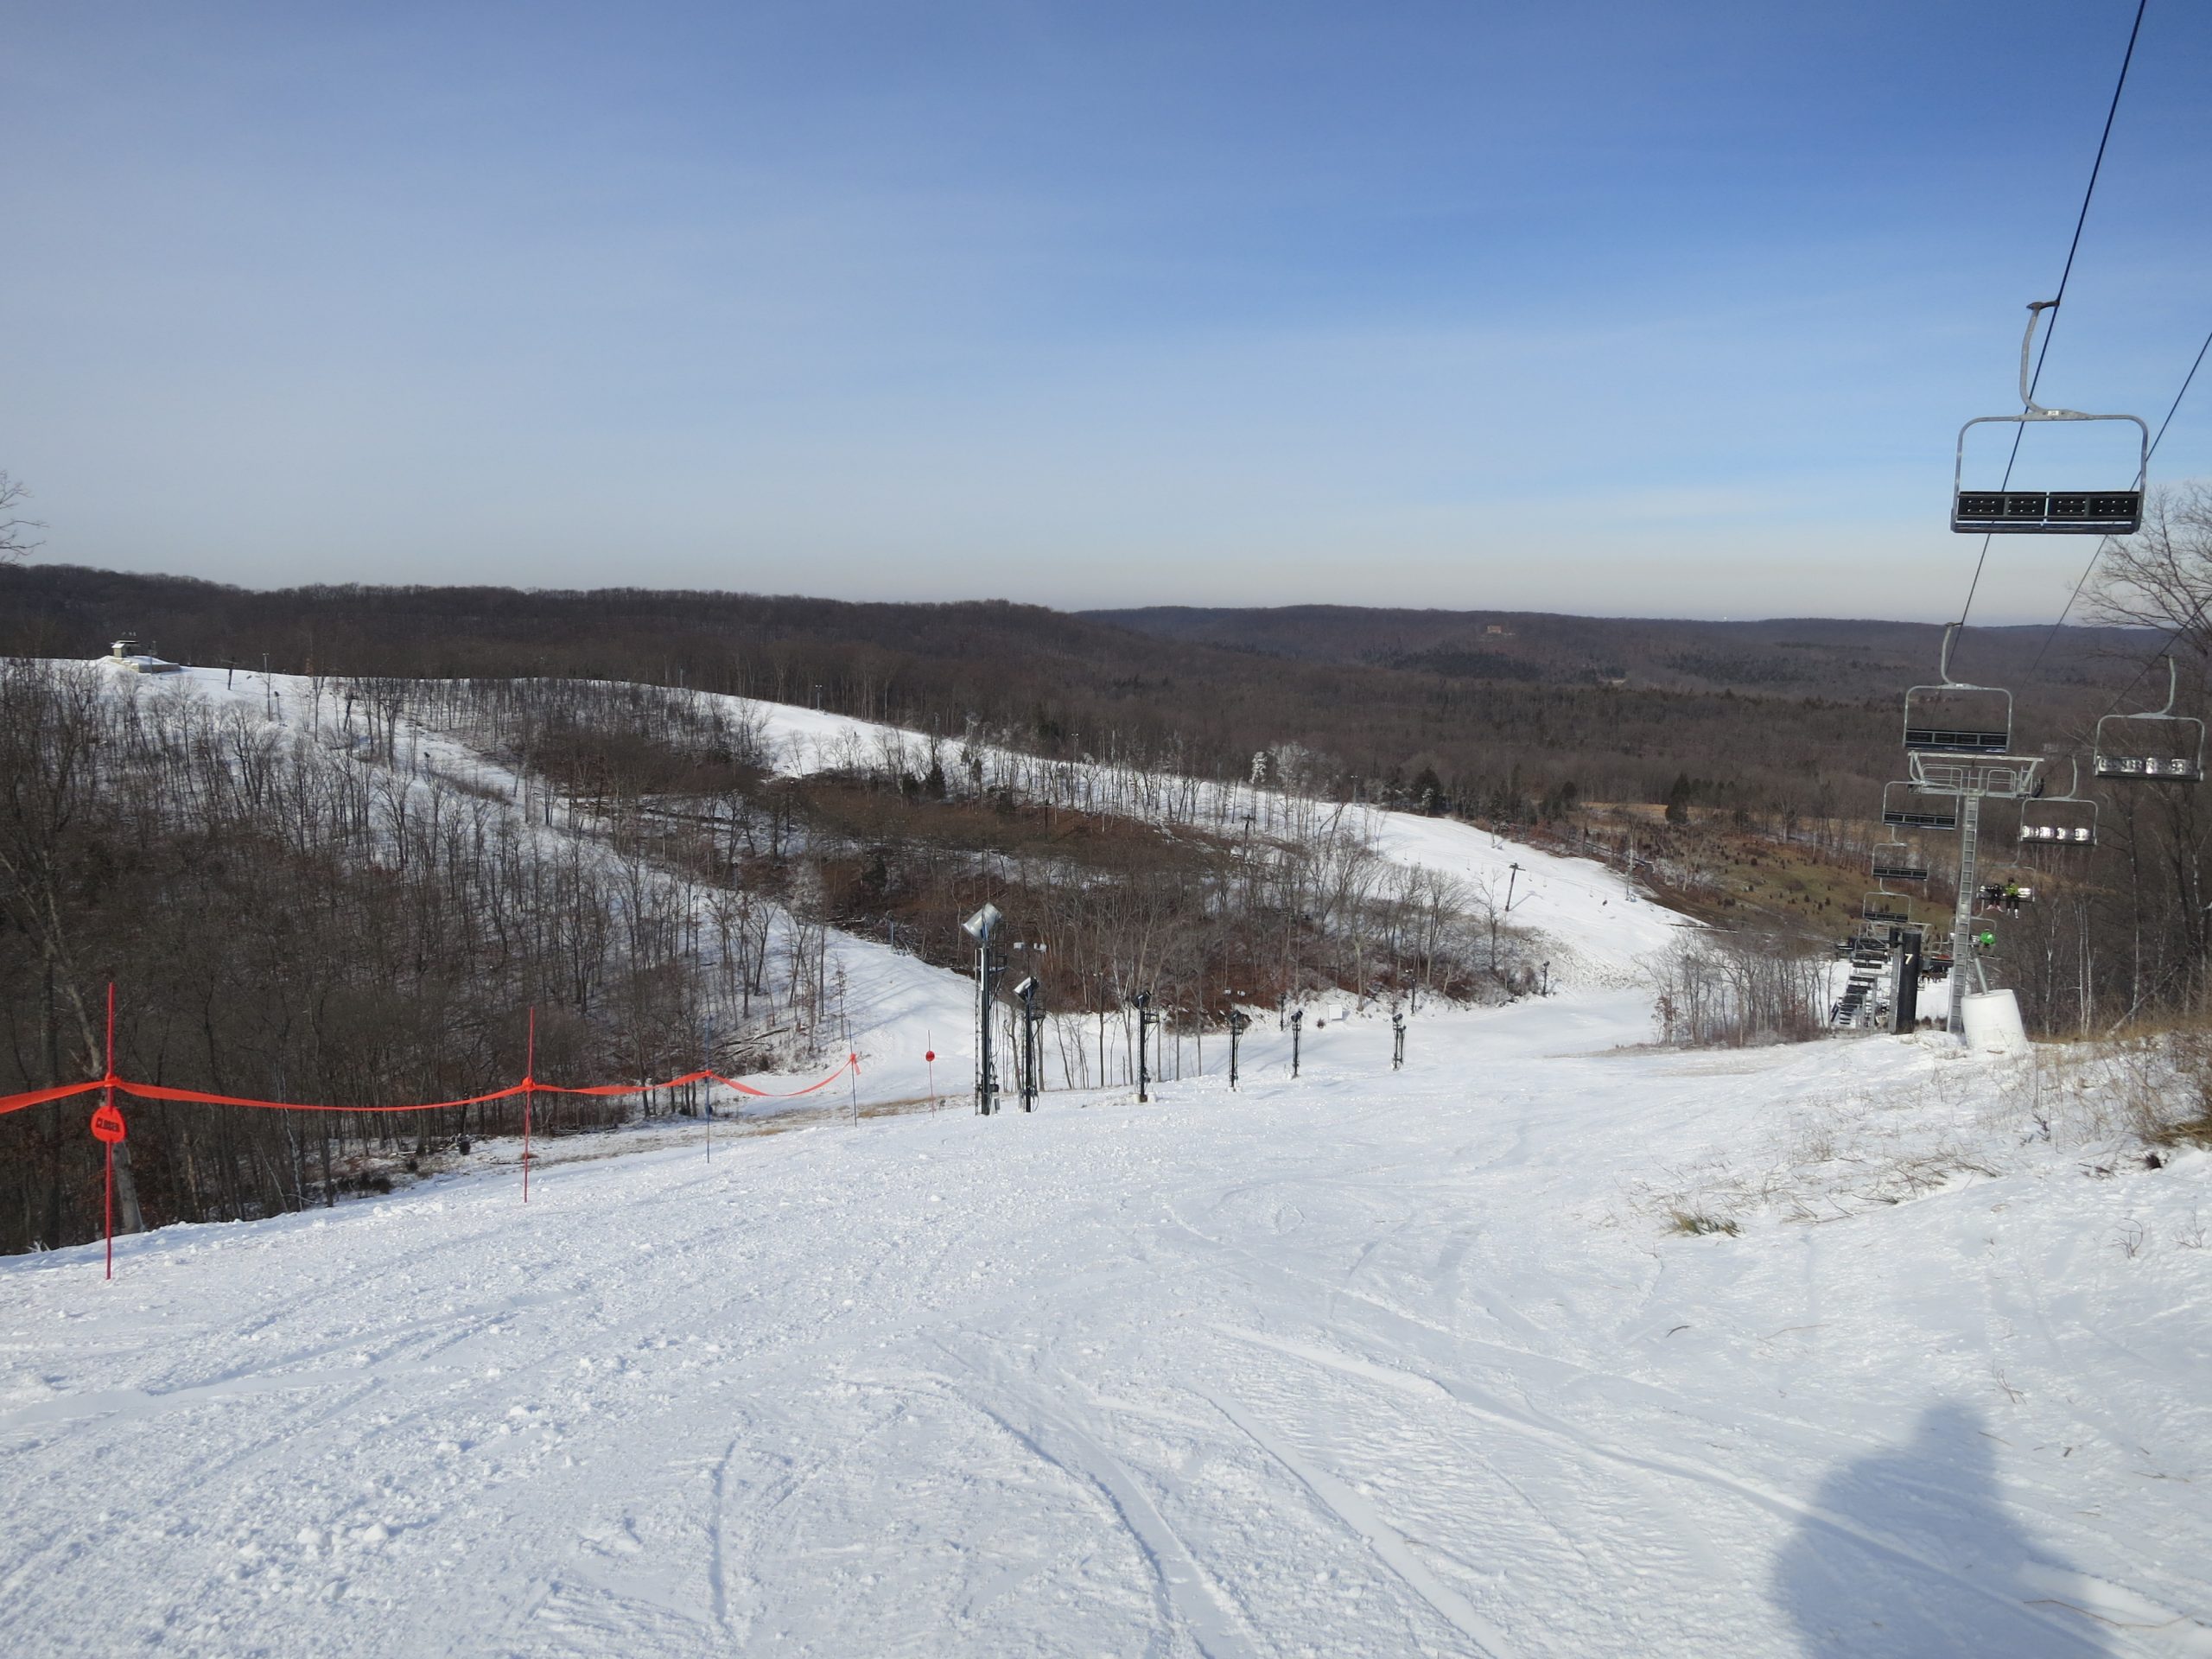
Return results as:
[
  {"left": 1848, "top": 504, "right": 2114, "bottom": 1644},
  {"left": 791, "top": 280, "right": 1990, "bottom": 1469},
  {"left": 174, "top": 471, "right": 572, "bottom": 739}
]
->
[{"left": 1773, "top": 1401, "right": 2114, "bottom": 1657}]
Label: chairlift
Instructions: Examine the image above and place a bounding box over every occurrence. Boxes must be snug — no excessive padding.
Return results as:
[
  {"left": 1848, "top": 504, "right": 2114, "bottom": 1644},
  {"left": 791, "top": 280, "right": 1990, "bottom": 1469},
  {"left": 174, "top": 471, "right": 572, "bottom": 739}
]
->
[
  {"left": 2093, "top": 658, "right": 2206, "bottom": 783},
  {"left": 1863, "top": 891, "right": 1913, "bottom": 925},
  {"left": 1953, "top": 301, "right": 2147, "bottom": 535},
  {"left": 1871, "top": 835, "right": 1929, "bottom": 883},
  {"left": 1882, "top": 779, "right": 1957, "bottom": 832},
  {"left": 1904, "top": 624, "right": 2012, "bottom": 755},
  {"left": 2017, "top": 758, "right": 2099, "bottom": 846}
]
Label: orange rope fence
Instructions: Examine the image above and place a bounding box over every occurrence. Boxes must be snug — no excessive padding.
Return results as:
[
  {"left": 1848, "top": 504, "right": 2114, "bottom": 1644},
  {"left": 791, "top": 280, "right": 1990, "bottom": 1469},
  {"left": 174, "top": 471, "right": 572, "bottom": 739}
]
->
[
  {"left": 0, "top": 1058, "right": 856, "bottom": 1118},
  {"left": 4, "top": 989, "right": 864, "bottom": 1275}
]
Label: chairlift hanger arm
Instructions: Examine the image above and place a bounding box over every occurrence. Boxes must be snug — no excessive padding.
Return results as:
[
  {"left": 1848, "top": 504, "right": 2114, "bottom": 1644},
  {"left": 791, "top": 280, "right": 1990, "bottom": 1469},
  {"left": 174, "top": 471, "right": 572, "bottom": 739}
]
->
[
  {"left": 2150, "top": 655, "right": 2178, "bottom": 720},
  {"left": 1935, "top": 621, "right": 1988, "bottom": 690}
]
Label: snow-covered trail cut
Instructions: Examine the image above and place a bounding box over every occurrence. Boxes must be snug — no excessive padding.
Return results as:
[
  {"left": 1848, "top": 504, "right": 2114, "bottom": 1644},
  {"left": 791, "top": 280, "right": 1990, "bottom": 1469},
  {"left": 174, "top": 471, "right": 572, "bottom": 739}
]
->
[
  {"left": 4, "top": 990, "right": 2207, "bottom": 1657},
  {"left": 747, "top": 695, "right": 1683, "bottom": 987}
]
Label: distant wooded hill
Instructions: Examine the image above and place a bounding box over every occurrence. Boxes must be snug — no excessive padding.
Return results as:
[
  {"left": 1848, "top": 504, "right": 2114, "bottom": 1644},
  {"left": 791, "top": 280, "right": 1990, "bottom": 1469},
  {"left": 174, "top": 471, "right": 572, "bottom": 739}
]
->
[
  {"left": 1082, "top": 605, "right": 2151, "bottom": 700},
  {"left": 0, "top": 565, "right": 2164, "bottom": 823}
]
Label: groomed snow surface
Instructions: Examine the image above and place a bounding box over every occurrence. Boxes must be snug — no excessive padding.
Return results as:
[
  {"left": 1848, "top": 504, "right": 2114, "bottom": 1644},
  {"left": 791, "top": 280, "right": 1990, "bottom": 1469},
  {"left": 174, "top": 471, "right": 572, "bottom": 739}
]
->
[
  {"left": 4, "top": 993, "right": 2209, "bottom": 1656},
  {"left": 5, "top": 675, "right": 2209, "bottom": 1656}
]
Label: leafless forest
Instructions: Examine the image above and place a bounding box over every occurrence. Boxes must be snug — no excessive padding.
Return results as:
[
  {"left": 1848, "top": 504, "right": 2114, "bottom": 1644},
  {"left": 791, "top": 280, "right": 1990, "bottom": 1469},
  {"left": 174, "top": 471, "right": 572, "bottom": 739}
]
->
[{"left": 0, "top": 662, "right": 1528, "bottom": 1255}]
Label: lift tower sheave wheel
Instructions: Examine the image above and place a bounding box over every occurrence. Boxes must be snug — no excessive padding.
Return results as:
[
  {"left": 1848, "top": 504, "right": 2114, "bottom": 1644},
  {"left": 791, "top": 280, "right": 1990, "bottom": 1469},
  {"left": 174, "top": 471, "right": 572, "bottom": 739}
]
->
[
  {"left": 1953, "top": 302, "right": 2148, "bottom": 535},
  {"left": 2093, "top": 658, "right": 2207, "bottom": 784}
]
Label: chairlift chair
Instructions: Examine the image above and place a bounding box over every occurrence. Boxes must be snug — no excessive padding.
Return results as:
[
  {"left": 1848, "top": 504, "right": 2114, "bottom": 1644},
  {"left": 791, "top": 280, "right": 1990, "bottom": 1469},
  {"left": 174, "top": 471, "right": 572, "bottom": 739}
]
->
[
  {"left": 1904, "top": 623, "right": 2012, "bottom": 755},
  {"left": 2017, "top": 757, "right": 2099, "bottom": 847},
  {"left": 1863, "top": 891, "right": 1913, "bottom": 925},
  {"left": 1882, "top": 779, "right": 1957, "bottom": 832},
  {"left": 2093, "top": 658, "right": 2206, "bottom": 783},
  {"left": 1953, "top": 301, "right": 2147, "bottom": 534},
  {"left": 1871, "top": 834, "right": 1929, "bottom": 883}
]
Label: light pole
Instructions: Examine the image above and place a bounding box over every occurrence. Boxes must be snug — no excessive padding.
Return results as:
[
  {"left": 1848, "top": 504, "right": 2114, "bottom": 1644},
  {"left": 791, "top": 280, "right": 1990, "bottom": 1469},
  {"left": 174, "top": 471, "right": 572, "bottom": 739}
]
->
[
  {"left": 1391, "top": 1007, "right": 1406, "bottom": 1070},
  {"left": 1289, "top": 1007, "right": 1304, "bottom": 1078}
]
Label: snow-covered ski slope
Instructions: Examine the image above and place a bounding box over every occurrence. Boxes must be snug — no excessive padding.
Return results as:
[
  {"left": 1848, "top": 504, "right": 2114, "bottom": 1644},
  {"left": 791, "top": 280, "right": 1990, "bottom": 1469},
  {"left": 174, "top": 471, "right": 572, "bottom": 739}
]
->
[
  {"left": 751, "top": 700, "right": 1684, "bottom": 987},
  {"left": 4, "top": 1000, "right": 2209, "bottom": 1656},
  {"left": 5, "top": 672, "right": 2207, "bottom": 1656}
]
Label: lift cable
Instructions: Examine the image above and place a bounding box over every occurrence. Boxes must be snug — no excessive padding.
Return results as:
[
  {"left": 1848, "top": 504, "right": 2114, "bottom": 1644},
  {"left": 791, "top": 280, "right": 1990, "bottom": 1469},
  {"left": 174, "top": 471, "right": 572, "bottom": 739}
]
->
[
  {"left": 1955, "top": 0, "right": 2150, "bottom": 632},
  {"left": 2027, "top": 321, "right": 2212, "bottom": 677}
]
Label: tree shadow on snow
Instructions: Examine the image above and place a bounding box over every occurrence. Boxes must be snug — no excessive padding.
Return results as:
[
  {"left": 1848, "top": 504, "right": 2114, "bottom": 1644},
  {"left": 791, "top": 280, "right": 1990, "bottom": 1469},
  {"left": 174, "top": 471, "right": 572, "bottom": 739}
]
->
[{"left": 1773, "top": 1402, "right": 2113, "bottom": 1657}]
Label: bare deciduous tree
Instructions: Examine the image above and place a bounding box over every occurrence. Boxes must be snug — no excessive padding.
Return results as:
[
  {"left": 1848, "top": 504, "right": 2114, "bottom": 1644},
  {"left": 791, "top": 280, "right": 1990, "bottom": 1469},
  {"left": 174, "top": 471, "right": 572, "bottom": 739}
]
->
[{"left": 0, "top": 472, "right": 43, "bottom": 566}]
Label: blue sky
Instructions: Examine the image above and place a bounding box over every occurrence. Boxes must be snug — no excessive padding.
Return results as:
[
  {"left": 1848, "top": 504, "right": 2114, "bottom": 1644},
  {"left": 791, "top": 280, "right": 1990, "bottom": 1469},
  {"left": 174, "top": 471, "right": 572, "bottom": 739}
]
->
[{"left": 3, "top": 0, "right": 2206, "bottom": 619}]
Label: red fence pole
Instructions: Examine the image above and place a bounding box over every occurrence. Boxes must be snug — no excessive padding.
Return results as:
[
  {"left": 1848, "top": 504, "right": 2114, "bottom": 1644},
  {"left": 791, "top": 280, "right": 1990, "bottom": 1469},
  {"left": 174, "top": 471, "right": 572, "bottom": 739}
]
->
[
  {"left": 102, "top": 984, "right": 118, "bottom": 1280},
  {"left": 523, "top": 1007, "right": 535, "bottom": 1204}
]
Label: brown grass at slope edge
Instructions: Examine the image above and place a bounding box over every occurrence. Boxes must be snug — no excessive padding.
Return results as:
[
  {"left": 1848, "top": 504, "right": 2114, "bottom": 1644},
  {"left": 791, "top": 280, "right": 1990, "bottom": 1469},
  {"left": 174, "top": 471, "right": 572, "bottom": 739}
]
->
[{"left": 1572, "top": 809, "right": 1876, "bottom": 942}]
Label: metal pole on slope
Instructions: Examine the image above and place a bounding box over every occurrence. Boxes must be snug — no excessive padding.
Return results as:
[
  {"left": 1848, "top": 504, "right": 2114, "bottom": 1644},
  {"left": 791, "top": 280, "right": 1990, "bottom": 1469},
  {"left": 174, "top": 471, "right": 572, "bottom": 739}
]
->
[
  {"left": 1134, "top": 990, "right": 1154, "bottom": 1103},
  {"left": 523, "top": 1007, "right": 536, "bottom": 1202},
  {"left": 99, "top": 983, "right": 120, "bottom": 1280},
  {"left": 1014, "top": 976, "right": 1042, "bottom": 1111},
  {"left": 963, "top": 905, "right": 1004, "bottom": 1115}
]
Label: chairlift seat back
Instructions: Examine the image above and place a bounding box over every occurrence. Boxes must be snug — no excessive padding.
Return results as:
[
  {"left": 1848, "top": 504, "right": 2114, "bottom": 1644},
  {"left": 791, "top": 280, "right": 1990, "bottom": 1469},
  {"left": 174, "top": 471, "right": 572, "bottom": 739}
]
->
[
  {"left": 2092, "top": 747, "right": 2204, "bottom": 782},
  {"left": 1883, "top": 779, "right": 1957, "bottom": 831},
  {"left": 1953, "top": 490, "right": 2141, "bottom": 535},
  {"left": 1903, "top": 678, "right": 2012, "bottom": 758}
]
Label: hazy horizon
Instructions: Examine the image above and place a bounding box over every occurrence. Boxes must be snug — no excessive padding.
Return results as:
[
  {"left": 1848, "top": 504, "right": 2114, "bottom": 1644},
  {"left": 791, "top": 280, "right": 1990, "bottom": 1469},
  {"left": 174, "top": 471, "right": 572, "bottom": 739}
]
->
[
  {"left": 4, "top": 2, "right": 2207, "bottom": 626},
  {"left": 18, "top": 558, "right": 2179, "bottom": 638}
]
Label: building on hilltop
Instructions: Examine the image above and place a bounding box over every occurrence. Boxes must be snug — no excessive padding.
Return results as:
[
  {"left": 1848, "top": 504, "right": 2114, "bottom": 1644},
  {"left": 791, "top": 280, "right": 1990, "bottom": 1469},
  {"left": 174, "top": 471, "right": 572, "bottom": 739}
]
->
[{"left": 105, "top": 638, "right": 181, "bottom": 674}]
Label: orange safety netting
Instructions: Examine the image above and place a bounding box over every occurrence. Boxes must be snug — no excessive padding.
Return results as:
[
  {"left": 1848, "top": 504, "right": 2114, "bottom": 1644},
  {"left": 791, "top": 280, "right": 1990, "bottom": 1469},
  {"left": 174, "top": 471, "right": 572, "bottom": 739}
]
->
[{"left": 0, "top": 1056, "right": 858, "bottom": 1119}]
